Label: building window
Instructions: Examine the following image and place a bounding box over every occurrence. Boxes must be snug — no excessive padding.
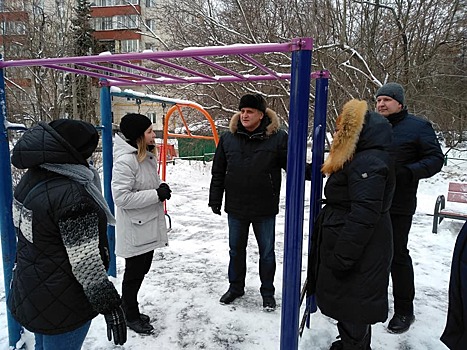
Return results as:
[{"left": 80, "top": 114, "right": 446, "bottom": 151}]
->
[
  {"left": 120, "top": 39, "right": 139, "bottom": 53},
  {"left": 94, "top": 17, "right": 113, "bottom": 30},
  {"left": 145, "top": 0, "right": 155, "bottom": 7},
  {"left": 147, "top": 112, "right": 156, "bottom": 123},
  {"left": 145, "top": 19, "right": 154, "bottom": 31},
  {"left": 116, "top": 15, "right": 138, "bottom": 29}
]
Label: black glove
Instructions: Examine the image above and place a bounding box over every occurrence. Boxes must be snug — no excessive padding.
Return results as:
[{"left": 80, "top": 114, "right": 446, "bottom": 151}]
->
[
  {"left": 210, "top": 205, "right": 221, "bottom": 215},
  {"left": 396, "top": 166, "right": 413, "bottom": 184},
  {"left": 104, "top": 305, "right": 127, "bottom": 345},
  {"left": 156, "top": 183, "right": 172, "bottom": 201}
]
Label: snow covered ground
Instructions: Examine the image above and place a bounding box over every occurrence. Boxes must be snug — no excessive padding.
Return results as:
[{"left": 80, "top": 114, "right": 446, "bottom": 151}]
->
[{"left": 1, "top": 146, "right": 466, "bottom": 350}]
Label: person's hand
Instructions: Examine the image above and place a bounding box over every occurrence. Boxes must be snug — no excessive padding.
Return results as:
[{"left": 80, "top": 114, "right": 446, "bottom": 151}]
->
[
  {"left": 156, "top": 183, "right": 172, "bottom": 201},
  {"left": 104, "top": 305, "right": 127, "bottom": 345},
  {"left": 210, "top": 205, "right": 221, "bottom": 215}
]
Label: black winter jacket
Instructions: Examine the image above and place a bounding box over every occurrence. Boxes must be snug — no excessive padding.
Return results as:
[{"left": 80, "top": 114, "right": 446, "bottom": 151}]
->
[
  {"left": 441, "top": 221, "right": 467, "bottom": 349},
  {"left": 209, "top": 108, "right": 288, "bottom": 217},
  {"left": 308, "top": 100, "right": 395, "bottom": 324},
  {"left": 8, "top": 122, "right": 121, "bottom": 335},
  {"left": 387, "top": 109, "right": 444, "bottom": 215}
]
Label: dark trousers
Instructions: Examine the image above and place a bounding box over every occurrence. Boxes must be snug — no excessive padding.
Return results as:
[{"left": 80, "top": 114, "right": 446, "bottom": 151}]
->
[
  {"left": 122, "top": 250, "right": 154, "bottom": 321},
  {"left": 390, "top": 213, "right": 415, "bottom": 316},
  {"left": 227, "top": 214, "right": 276, "bottom": 297},
  {"left": 337, "top": 321, "right": 371, "bottom": 349}
]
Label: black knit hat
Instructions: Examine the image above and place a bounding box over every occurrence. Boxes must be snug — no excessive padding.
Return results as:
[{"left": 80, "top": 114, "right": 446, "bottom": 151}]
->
[
  {"left": 238, "top": 94, "right": 267, "bottom": 113},
  {"left": 376, "top": 82, "right": 405, "bottom": 106},
  {"left": 49, "top": 119, "right": 99, "bottom": 160},
  {"left": 120, "top": 113, "right": 152, "bottom": 142}
]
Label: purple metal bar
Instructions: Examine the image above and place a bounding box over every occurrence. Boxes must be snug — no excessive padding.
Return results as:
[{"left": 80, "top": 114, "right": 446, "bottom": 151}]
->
[
  {"left": 238, "top": 54, "right": 281, "bottom": 78},
  {"left": 150, "top": 58, "right": 217, "bottom": 81},
  {"left": 78, "top": 62, "right": 163, "bottom": 84},
  {"left": 43, "top": 64, "right": 136, "bottom": 84},
  {"left": 191, "top": 56, "right": 245, "bottom": 79},
  {"left": 104, "top": 73, "right": 292, "bottom": 87},
  {"left": 115, "top": 61, "right": 191, "bottom": 83},
  {"left": 0, "top": 42, "right": 297, "bottom": 69}
]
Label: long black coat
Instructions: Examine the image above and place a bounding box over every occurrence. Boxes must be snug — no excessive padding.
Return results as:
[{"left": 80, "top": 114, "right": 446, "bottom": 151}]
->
[
  {"left": 209, "top": 108, "right": 288, "bottom": 217},
  {"left": 387, "top": 109, "right": 444, "bottom": 215},
  {"left": 308, "top": 100, "right": 395, "bottom": 324},
  {"left": 8, "top": 122, "right": 121, "bottom": 335},
  {"left": 441, "top": 221, "right": 467, "bottom": 349}
]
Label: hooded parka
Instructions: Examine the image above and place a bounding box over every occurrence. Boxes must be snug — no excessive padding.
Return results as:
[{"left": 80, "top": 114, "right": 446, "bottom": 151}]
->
[
  {"left": 8, "top": 122, "right": 121, "bottom": 335},
  {"left": 208, "top": 108, "right": 288, "bottom": 217},
  {"left": 112, "top": 134, "right": 168, "bottom": 258},
  {"left": 308, "top": 100, "right": 395, "bottom": 324}
]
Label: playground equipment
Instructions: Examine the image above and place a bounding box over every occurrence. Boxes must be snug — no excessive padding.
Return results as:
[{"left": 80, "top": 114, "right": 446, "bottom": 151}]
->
[{"left": 0, "top": 38, "right": 328, "bottom": 349}]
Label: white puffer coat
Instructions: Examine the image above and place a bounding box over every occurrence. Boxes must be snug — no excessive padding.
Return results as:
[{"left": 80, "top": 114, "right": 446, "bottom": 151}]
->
[{"left": 112, "top": 134, "right": 168, "bottom": 258}]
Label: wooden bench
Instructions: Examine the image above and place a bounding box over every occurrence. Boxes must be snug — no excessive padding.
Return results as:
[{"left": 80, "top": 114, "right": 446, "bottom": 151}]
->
[{"left": 432, "top": 182, "right": 467, "bottom": 233}]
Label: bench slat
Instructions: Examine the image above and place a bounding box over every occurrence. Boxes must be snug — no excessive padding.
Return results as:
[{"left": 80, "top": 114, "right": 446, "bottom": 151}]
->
[
  {"left": 448, "top": 182, "right": 467, "bottom": 193},
  {"left": 447, "top": 192, "right": 467, "bottom": 203}
]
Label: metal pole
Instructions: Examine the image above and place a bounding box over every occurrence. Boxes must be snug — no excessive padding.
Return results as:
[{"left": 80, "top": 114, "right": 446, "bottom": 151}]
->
[
  {"left": 280, "top": 38, "right": 312, "bottom": 350},
  {"left": 100, "top": 82, "right": 116, "bottom": 277},
  {"left": 305, "top": 71, "right": 329, "bottom": 329},
  {"left": 0, "top": 56, "right": 22, "bottom": 347}
]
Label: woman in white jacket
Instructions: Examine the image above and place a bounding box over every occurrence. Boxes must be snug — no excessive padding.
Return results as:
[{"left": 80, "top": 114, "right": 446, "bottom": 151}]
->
[{"left": 112, "top": 113, "right": 172, "bottom": 334}]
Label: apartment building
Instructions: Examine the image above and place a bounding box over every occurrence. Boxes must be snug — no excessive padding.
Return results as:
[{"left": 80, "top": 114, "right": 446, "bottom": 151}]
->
[{"left": 0, "top": 0, "right": 167, "bottom": 129}]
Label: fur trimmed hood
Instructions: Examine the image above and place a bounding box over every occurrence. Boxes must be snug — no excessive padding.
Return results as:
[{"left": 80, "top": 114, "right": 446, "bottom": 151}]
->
[
  {"left": 322, "top": 99, "right": 392, "bottom": 176},
  {"left": 229, "top": 108, "right": 280, "bottom": 136},
  {"left": 322, "top": 99, "right": 367, "bottom": 175}
]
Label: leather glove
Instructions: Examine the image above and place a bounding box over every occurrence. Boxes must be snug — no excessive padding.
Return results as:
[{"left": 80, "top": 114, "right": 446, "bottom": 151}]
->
[
  {"left": 156, "top": 183, "right": 172, "bottom": 201},
  {"left": 210, "top": 205, "right": 221, "bottom": 215},
  {"left": 104, "top": 305, "right": 127, "bottom": 345},
  {"left": 396, "top": 166, "right": 413, "bottom": 184}
]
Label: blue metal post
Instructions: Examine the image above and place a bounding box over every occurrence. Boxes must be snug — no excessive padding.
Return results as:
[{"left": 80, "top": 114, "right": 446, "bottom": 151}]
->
[
  {"left": 100, "top": 83, "right": 116, "bottom": 277},
  {"left": 304, "top": 72, "right": 330, "bottom": 329},
  {"left": 0, "top": 58, "right": 22, "bottom": 347},
  {"left": 280, "top": 38, "right": 313, "bottom": 350}
]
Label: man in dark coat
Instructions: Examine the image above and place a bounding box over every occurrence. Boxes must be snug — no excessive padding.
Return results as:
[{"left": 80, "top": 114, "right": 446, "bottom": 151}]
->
[
  {"left": 307, "top": 99, "right": 395, "bottom": 349},
  {"left": 8, "top": 120, "right": 126, "bottom": 348},
  {"left": 376, "top": 82, "right": 444, "bottom": 333},
  {"left": 441, "top": 220, "right": 467, "bottom": 349},
  {"left": 208, "top": 94, "right": 287, "bottom": 310}
]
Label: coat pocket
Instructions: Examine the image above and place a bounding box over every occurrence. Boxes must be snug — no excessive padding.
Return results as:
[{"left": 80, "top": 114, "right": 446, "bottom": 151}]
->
[{"left": 128, "top": 207, "right": 161, "bottom": 247}]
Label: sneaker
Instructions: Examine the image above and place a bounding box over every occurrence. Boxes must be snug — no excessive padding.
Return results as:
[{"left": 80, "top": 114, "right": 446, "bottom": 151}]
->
[
  {"left": 219, "top": 290, "right": 244, "bottom": 304},
  {"left": 262, "top": 296, "right": 276, "bottom": 310},
  {"left": 127, "top": 318, "right": 154, "bottom": 335},
  {"left": 140, "top": 313, "right": 150, "bottom": 323},
  {"left": 387, "top": 314, "right": 415, "bottom": 334}
]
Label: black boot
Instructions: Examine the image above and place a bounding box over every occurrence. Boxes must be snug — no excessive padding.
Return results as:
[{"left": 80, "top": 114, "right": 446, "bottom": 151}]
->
[
  {"left": 337, "top": 322, "right": 371, "bottom": 350},
  {"left": 126, "top": 318, "right": 154, "bottom": 335},
  {"left": 387, "top": 314, "right": 415, "bottom": 334}
]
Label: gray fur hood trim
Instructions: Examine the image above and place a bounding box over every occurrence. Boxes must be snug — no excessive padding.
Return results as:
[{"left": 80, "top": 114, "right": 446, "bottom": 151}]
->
[{"left": 229, "top": 108, "right": 280, "bottom": 136}]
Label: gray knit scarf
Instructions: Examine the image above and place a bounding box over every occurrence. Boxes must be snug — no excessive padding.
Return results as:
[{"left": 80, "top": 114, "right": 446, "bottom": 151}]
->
[{"left": 40, "top": 163, "right": 116, "bottom": 226}]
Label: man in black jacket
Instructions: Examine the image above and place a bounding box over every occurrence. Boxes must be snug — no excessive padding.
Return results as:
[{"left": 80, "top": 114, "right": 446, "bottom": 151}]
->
[
  {"left": 376, "top": 82, "right": 444, "bottom": 333},
  {"left": 209, "top": 94, "right": 288, "bottom": 310}
]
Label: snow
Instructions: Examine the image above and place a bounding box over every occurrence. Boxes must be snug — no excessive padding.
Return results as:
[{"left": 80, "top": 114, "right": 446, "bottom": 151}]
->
[{"left": 1, "top": 146, "right": 466, "bottom": 350}]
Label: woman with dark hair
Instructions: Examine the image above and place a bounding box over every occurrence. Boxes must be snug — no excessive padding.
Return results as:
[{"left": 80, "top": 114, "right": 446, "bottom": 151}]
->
[
  {"left": 112, "top": 113, "right": 171, "bottom": 334},
  {"left": 9, "top": 119, "right": 126, "bottom": 349}
]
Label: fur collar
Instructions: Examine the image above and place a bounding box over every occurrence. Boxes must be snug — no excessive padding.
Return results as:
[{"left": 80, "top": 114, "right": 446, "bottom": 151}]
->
[
  {"left": 322, "top": 99, "right": 368, "bottom": 175},
  {"left": 229, "top": 108, "right": 280, "bottom": 136}
]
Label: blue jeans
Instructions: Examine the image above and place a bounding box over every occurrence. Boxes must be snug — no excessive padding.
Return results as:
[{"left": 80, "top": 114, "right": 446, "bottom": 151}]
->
[
  {"left": 34, "top": 320, "right": 92, "bottom": 350},
  {"left": 227, "top": 214, "right": 276, "bottom": 297}
]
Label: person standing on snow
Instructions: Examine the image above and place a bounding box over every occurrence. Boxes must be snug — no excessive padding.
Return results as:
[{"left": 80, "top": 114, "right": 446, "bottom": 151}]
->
[
  {"left": 8, "top": 119, "right": 126, "bottom": 348},
  {"left": 376, "top": 82, "right": 444, "bottom": 333},
  {"left": 112, "top": 113, "right": 171, "bottom": 334},
  {"left": 208, "top": 94, "right": 288, "bottom": 311},
  {"left": 307, "top": 99, "right": 395, "bottom": 349}
]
